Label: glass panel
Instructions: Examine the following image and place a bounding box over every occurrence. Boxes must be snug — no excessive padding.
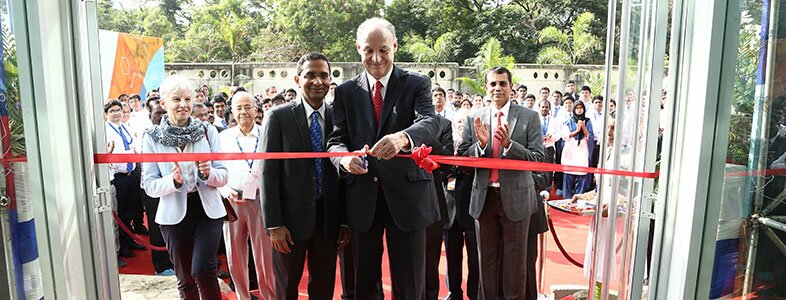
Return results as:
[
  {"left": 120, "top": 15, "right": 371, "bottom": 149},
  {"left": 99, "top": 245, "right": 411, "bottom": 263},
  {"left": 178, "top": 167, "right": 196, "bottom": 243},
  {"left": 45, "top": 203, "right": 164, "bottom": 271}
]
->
[
  {"left": 710, "top": 0, "right": 786, "bottom": 298},
  {"left": 586, "top": 0, "right": 661, "bottom": 298},
  {"left": 0, "top": 1, "right": 44, "bottom": 299}
]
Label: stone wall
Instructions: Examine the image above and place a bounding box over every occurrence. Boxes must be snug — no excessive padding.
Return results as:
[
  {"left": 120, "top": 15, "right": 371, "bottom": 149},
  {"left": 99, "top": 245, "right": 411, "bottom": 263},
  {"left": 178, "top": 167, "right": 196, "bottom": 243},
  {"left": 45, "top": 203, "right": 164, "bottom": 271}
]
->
[{"left": 164, "top": 62, "right": 612, "bottom": 96}]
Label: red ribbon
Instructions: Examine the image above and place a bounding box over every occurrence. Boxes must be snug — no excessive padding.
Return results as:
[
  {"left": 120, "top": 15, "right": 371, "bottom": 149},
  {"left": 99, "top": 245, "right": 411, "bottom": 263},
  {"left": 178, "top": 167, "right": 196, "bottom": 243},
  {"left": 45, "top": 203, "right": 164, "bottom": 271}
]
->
[
  {"left": 93, "top": 149, "right": 659, "bottom": 179},
  {"left": 405, "top": 146, "right": 439, "bottom": 173}
]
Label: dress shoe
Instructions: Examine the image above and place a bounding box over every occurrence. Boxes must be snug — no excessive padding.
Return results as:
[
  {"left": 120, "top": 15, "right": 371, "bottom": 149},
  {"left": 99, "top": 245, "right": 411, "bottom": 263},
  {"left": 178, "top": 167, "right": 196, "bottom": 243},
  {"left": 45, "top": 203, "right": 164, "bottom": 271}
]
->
[
  {"left": 133, "top": 225, "right": 149, "bottom": 235},
  {"left": 218, "top": 269, "right": 230, "bottom": 279},
  {"left": 156, "top": 268, "right": 176, "bottom": 276},
  {"left": 117, "top": 258, "right": 128, "bottom": 268},
  {"left": 128, "top": 242, "right": 146, "bottom": 251},
  {"left": 119, "top": 248, "right": 135, "bottom": 258}
]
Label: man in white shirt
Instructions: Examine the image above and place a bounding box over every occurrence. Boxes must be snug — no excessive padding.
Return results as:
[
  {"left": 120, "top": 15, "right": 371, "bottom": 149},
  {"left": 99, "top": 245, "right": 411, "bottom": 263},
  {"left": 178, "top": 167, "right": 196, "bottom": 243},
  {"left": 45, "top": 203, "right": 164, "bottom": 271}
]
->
[
  {"left": 218, "top": 91, "right": 275, "bottom": 300},
  {"left": 213, "top": 96, "right": 229, "bottom": 129},
  {"left": 128, "top": 94, "right": 153, "bottom": 140},
  {"left": 539, "top": 99, "right": 559, "bottom": 163},
  {"left": 433, "top": 87, "right": 454, "bottom": 120},
  {"left": 588, "top": 96, "right": 605, "bottom": 189},
  {"left": 104, "top": 100, "right": 145, "bottom": 260}
]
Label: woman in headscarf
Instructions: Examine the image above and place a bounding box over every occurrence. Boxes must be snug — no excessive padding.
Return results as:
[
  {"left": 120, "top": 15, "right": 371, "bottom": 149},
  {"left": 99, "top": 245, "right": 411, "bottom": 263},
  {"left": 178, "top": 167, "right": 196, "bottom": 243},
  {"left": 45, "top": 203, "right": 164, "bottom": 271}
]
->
[
  {"left": 141, "top": 75, "right": 228, "bottom": 300},
  {"left": 560, "top": 100, "right": 595, "bottom": 199}
]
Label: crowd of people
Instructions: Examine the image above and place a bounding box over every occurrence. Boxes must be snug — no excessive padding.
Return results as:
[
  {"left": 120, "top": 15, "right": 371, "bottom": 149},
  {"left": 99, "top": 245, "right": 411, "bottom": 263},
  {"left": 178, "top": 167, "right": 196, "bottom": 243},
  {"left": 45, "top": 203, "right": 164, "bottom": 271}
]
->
[{"left": 103, "top": 17, "right": 631, "bottom": 300}]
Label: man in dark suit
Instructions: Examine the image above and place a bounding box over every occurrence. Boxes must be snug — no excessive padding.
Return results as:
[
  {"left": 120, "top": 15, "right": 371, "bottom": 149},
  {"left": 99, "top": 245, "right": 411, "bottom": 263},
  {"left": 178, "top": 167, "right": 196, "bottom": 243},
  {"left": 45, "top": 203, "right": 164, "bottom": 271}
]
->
[
  {"left": 425, "top": 114, "right": 455, "bottom": 300},
  {"left": 327, "top": 17, "right": 440, "bottom": 299},
  {"left": 444, "top": 163, "right": 480, "bottom": 300},
  {"left": 458, "top": 66, "right": 545, "bottom": 298},
  {"left": 262, "top": 52, "right": 350, "bottom": 299}
]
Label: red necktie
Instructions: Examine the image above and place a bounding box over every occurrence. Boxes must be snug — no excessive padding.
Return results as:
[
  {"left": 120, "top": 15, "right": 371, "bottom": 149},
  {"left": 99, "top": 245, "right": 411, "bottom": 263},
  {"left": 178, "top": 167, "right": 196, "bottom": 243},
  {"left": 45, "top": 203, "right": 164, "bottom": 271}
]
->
[
  {"left": 490, "top": 111, "right": 503, "bottom": 183},
  {"left": 373, "top": 80, "right": 383, "bottom": 124}
]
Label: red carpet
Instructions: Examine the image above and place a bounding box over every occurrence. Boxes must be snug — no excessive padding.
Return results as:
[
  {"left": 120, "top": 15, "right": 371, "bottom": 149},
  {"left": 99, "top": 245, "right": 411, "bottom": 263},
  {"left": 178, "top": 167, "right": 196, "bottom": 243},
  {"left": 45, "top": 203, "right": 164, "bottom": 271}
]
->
[{"left": 119, "top": 202, "right": 593, "bottom": 298}]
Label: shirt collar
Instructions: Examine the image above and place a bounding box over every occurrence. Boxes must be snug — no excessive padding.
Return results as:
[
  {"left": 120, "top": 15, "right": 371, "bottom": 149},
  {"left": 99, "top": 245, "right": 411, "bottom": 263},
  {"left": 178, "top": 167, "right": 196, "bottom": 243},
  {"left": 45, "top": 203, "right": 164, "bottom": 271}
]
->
[
  {"left": 491, "top": 99, "right": 511, "bottom": 118},
  {"left": 366, "top": 67, "right": 394, "bottom": 90},
  {"left": 234, "top": 124, "right": 260, "bottom": 138},
  {"left": 302, "top": 97, "right": 326, "bottom": 121}
]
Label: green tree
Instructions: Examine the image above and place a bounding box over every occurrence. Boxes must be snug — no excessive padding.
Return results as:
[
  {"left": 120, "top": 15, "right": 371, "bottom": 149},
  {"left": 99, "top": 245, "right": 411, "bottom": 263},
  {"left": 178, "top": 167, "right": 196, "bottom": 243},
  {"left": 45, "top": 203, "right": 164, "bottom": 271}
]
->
[
  {"left": 536, "top": 12, "right": 602, "bottom": 66},
  {"left": 271, "top": 0, "right": 383, "bottom": 62},
  {"left": 456, "top": 37, "right": 515, "bottom": 94}
]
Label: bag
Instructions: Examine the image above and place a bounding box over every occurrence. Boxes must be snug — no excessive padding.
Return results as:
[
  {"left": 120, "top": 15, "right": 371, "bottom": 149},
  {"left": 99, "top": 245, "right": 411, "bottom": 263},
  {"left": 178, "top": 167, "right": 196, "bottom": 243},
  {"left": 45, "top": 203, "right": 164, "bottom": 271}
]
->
[
  {"left": 222, "top": 198, "right": 238, "bottom": 222},
  {"left": 203, "top": 123, "right": 238, "bottom": 222}
]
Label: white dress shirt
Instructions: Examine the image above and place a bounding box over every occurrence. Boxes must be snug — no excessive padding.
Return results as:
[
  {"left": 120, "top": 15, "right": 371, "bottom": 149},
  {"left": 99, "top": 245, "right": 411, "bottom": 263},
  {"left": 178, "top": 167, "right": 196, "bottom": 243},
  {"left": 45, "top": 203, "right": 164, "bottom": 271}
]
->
[
  {"left": 589, "top": 109, "right": 605, "bottom": 145},
  {"left": 303, "top": 98, "right": 326, "bottom": 142},
  {"left": 477, "top": 100, "right": 512, "bottom": 155},
  {"left": 105, "top": 121, "right": 137, "bottom": 181},
  {"left": 366, "top": 68, "right": 393, "bottom": 100},
  {"left": 435, "top": 108, "right": 454, "bottom": 120},
  {"left": 540, "top": 114, "right": 560, "bottom": 148},
  {"left": 214, "top": 116, "right": 227, "bottom": 129},
  {"left": 218, "top": 124, "right": 263, "bottom": 200}
]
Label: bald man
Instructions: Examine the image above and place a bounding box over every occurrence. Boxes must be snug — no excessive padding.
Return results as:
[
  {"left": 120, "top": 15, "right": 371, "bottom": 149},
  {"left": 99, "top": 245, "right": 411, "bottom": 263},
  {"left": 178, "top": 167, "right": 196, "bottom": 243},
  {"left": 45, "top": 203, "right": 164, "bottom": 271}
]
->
[
  {"left": 218, "top": 91, "right": 275, "bottom": 300},
  {"left": 328, "top": 18, "right": 439, "bottom": 298}
]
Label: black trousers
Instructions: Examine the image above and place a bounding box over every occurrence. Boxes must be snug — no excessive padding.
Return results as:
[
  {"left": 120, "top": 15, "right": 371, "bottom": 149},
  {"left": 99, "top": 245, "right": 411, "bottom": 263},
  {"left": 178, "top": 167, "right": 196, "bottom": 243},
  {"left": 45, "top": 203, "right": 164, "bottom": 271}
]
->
[
  {"left": 425, "top": 222, "right": 444, "bottom": 300},
  {"left": 354, "top": 192, "right": 426, "bottom": 299},
  {"left": 160, "top": 193, "right": 223, "bottom": 300},
  {"left": 525, "top": 232, "right": 539, "bottom": 300},
  {"left": 444, "top": 221, "right": 479, "bottom": 300},
  {"left": 141, "top": 193, "right": 173, "bottom": 273},
  {"left": 589, "top": 143, "right": 601, "bottom": 190},
  {"left": 339, "top": 239, "right": 356, "bottom": 299},
  {"left": 130, "top": 167, "right": 146, "bottom": 231},
  {"left": 554, "top": 141, "right": 565, "bottom": 192},
  {"left": 272, "top": 200, "right": 337, "bottom": 300},
  {"left": 112, "top": 172, "right": 141, "bottom": 251}
]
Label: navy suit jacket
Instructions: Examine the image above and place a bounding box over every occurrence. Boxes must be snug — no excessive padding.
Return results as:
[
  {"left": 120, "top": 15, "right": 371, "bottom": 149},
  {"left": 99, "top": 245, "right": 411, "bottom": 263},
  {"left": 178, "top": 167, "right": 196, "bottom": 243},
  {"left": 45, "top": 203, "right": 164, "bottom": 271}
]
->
[{"left": 328, "top": 65, "right": 440, "bottom": 232}]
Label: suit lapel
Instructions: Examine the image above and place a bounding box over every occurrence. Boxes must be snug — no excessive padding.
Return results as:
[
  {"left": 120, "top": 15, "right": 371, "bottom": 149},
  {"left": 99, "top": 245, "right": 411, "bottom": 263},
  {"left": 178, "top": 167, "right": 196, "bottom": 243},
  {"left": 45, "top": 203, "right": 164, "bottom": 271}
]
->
[
  {"left": 377, "top": 66, "right": 403, "bottom": 138},
  {"left": 356, "top": 72, "right": 378, "bottom": 135},
  {"left": 507, "top": 104, "right": 520, "bottom": 137},
  {"left": 291, "top": 101, "right": 313, "bottom": 151},
  {"left": 324, "top": 105, "right": 333, "bottom": 147},
  {"left": 482, "top": 108, "right": 492, "bottom": 158}
]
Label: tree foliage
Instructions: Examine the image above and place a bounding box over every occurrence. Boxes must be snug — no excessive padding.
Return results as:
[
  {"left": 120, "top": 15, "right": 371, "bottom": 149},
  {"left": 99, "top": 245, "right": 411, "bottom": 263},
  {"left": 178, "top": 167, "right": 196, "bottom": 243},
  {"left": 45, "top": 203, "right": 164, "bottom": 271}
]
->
[
  {"left": 98, "top": 0, "right": 610, "bottom": 65},
  {"left": 456, "top": 37, "right": 515, "bottom": 94}
]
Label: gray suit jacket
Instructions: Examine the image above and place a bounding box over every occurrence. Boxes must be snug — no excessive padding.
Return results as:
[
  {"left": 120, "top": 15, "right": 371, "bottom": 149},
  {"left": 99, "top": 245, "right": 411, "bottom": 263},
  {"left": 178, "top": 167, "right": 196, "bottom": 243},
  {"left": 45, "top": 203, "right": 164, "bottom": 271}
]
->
[{"left": 457, "top": 104, "right": 545, "bottom": 222}]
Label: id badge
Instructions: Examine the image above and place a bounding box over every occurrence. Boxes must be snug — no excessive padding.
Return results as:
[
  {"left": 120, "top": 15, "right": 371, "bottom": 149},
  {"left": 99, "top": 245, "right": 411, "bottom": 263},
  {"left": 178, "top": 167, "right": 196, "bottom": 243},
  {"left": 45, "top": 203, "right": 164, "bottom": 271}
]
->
[
  {"left": 447, "top": 178, "right": 456, "bottom": 191},
  {"left": 242, "top": 180, "right": 257, "bottom": 200}
]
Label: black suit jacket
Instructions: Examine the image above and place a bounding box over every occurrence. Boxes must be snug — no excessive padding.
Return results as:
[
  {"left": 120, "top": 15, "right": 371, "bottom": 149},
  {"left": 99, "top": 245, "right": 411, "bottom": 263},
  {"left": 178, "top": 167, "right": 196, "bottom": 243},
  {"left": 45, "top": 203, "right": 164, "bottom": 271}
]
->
[
  {"left": 428, "top": 115, "right": 455, "bottom": 225},
  {"left": 328, "top": 65, "right": 440, "bottom": 232},
  {"left": 261, "top": 100, "right": 341, "bottom": 242}
]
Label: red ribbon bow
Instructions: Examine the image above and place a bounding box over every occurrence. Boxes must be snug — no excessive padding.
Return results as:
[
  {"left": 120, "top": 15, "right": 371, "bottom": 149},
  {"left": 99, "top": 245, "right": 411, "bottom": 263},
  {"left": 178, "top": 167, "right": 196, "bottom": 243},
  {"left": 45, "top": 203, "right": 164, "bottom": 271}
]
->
[{"left": 407, "top": 146, "right": 440, "bottom": 173}]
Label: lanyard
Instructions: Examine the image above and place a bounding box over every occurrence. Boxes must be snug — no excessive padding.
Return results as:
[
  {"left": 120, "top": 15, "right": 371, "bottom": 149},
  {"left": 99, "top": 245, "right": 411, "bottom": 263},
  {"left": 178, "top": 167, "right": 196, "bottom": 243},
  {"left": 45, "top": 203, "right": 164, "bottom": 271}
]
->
[
  {"left": 107, "top": 122, "right": 132, "bottom": 150},
  {"left": 236, "top": 127, "right": 260, "bottom": 170}
]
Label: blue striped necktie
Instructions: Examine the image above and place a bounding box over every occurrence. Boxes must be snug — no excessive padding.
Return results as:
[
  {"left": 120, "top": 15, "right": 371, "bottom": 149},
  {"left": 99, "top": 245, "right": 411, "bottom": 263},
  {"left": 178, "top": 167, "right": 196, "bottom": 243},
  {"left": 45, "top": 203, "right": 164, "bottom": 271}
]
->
[{"left": 310, "top": 111, "right": 323, "bottom": 198}]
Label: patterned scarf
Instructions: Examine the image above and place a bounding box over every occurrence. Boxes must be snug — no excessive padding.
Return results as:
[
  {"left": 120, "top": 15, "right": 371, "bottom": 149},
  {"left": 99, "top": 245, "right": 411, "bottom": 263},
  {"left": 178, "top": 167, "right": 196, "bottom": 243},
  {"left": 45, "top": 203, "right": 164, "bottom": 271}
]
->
[{"left": 145, "top": 114, "right": 206, "bottom": 148}]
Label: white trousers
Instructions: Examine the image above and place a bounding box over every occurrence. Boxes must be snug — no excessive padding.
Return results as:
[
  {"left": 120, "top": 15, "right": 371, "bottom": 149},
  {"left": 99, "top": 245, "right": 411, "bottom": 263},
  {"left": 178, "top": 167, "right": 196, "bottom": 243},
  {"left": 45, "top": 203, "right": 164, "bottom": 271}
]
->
[{"left": 223, "top": 199, "right": 276, "bottom": 300}]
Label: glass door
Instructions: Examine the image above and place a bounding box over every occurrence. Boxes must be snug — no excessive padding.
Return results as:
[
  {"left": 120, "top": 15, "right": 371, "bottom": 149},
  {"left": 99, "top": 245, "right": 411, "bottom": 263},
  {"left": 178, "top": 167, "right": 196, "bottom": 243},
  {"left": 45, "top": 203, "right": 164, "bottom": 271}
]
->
[{"left": 586, "top": 0, "right": 669, "bottom": 298}]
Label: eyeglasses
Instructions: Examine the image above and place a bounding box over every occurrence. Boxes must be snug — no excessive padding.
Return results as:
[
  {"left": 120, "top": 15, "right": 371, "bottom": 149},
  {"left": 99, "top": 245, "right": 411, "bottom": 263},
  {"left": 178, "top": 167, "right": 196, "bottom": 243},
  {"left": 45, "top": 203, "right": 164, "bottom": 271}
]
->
[
  {"left": 487, "top": 81, "right": 509, "bottom": 87},
  {"left": 234, "top": 105, "right": 255, "bottom": 112},
  {"left": 107, "top": 108, "right": 122, "bottom": 114}
]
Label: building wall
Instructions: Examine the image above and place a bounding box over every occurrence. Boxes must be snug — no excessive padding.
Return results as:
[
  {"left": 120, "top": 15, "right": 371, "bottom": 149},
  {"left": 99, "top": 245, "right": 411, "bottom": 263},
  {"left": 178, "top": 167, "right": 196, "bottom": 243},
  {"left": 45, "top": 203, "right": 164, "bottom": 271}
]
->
[{"left": 164, "top": 62, "right": 614, "bottom": 97}]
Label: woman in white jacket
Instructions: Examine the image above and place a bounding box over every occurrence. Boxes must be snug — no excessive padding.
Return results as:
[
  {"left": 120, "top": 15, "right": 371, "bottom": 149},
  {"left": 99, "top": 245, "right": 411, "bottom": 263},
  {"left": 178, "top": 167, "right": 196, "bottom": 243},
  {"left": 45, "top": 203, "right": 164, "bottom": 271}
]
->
[{"left": 141, "top": 75, "right": 228, "bottom": 300}]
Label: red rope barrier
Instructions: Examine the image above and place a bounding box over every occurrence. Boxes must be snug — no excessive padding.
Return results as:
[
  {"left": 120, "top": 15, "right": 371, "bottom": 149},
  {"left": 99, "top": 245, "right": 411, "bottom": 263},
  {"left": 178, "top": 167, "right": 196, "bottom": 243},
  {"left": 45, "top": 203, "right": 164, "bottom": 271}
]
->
[
  {"left": 111, "top": 211, "right": 168, "bottom": 252},
  {"left": 547, "top": 215, "right": 584, "bottom": 268}
]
